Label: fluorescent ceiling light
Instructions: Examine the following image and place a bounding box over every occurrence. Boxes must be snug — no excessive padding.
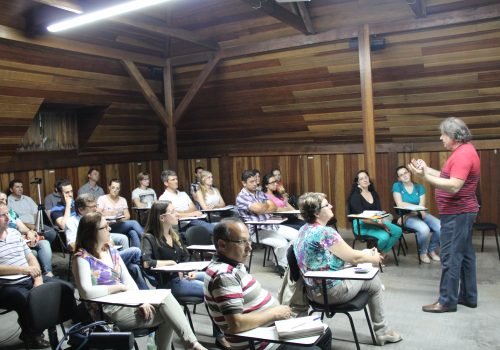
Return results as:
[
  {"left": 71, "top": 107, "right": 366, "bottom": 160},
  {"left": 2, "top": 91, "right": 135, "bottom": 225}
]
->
[{"left": 47, "top": 0, "right": 173, "bottom": 32}]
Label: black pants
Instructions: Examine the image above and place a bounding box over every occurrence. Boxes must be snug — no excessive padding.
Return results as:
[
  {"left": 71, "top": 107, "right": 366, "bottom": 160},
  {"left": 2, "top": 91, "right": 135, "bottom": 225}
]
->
[
  {"left": 0, "top": 276, "right": 74, "bottom": 336},
  {"left": 278, "top": 327, "right": 332, "bottom": 350}
]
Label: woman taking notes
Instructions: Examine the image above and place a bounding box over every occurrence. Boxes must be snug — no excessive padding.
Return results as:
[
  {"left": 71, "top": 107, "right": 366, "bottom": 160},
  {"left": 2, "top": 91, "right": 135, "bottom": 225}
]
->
[
  {"left": 294, "top": 192, "right": 402, "bottom": 346},
  {"left": 347, "top": 170, "right": 402, "bottom": 257},
  {"left": 72, "top": 212, "right": 206, "bottom": 350}
]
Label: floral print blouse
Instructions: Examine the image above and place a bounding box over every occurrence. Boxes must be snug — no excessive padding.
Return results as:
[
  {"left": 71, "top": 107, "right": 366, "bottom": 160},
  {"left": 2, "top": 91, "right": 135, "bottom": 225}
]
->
[{"left": 293, "top": 223, "right": 345, "bottom": 292}]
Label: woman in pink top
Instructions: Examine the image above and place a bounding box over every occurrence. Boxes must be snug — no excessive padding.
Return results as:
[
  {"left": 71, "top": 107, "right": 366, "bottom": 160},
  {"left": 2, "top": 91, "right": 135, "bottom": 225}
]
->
[
  {"left": 97, "top": 178, "right": 143, "bottom": 248},
  {"left": 263, "top": 173, "right": 305, "bottom": 230}
]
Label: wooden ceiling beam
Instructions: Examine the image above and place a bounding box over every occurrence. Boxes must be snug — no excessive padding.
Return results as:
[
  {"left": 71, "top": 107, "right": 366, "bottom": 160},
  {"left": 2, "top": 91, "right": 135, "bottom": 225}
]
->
[
  {"left": 217, "top": 2, "right": 500, "bottom": 60},
  {"left": 121, "top": 59, "right": 170, "bottom": 128},
  {"left": 240, "top": 0, "right": 313, "bottom": 35},
  {"left": 109, "top": 17, "right": 219, "bottom": 50},
  {"left": 173, "top": 52, "right": 222, "bottom": 125},
  {"left": 0, "top": 24, "right": 164, "bottom": 66},
  {"left": 407, "top": 0, "right": 427, "bottom": 18}
]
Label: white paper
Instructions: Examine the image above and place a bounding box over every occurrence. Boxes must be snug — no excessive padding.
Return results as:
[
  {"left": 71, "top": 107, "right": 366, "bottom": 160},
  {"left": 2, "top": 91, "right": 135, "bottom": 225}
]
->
[
  {"left": 0, "top": 274, "right": 28, "bottom": 280},
  {"left": 152, "top": 261, "right": 210, "bottom": 272},
  {"left": 179, "top": 214, "right": 208, "bottom": 221},
  {"left": 90, "top": 289, "right": 170, "bottom": 306},
  {"left": 275, "top": 316, "right": 324, "bottom": 339},
  {"left": 395, "top": 205, "right": 427, "bottom": 211},
  {"left": 187, "top": 244, "right": 216, "bottom": 251},
  {"left": 201, "top": 205, "right": 234, "bottom": 212}
]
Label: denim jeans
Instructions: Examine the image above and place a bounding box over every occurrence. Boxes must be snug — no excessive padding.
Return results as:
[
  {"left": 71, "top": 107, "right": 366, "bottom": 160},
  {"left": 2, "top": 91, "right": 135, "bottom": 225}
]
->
[
  {"left": 119, "top": 247, "right": 148, "bottom": 290},
  {"left": 40, "top": 225, "right": 56, "bottom": 243},
  {"left": 438, "top": 212, "right": 477, "bottom": 307},
  {"left": 30, "top": 239, "right": 52, "bottom": 274},
  {"left": 110, "top": 220, "right": 143, "bottom": 248},
  {"left": 405, "top": 213, "right": 441, "bottom": 254},
  {"left": 111, "top": 233, "right": 130, "bottom": 249}
]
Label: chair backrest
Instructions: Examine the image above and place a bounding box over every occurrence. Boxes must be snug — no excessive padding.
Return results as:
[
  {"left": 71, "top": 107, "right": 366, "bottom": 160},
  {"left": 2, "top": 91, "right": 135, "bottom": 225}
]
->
[
  {"left": 286, "top": 245, "right": 302, "bottom": 282},
  {"left": 27, "top": 281, "right": 76, "bottom": 334},
  {"left": 184, "top": 225, "right": 212, "bottom": 246}
]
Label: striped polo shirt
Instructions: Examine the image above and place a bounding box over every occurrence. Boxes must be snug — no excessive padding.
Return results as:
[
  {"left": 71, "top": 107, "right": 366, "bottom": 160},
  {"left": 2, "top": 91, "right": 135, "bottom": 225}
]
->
[
  {"left": 204, "top": 254, "right": 278, "bottom": 349},
  {"left": 435, "top": 143, "right": 480, "bottom": 215},
  {"left": 0, "top": 228, "right": 30, "bottom": 285}
]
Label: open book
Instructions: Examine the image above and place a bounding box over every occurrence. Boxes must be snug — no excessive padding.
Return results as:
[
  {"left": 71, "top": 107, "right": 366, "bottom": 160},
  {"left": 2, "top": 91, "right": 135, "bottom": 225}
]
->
[{"left": 275, "top": 316, "right": 324, "bottom": 339}]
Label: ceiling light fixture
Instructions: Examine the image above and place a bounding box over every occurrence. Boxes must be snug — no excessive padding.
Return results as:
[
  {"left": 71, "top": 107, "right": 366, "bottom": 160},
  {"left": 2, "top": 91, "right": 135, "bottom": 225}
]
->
[{"left": 47, "top": 0, "right": 173, "bottom": 32}]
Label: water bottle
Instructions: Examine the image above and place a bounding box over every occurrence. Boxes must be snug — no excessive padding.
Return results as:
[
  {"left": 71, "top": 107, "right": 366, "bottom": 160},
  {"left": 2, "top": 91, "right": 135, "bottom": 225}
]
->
[{"left": 147, "top": 332, "right": 157, "bottom": 350}]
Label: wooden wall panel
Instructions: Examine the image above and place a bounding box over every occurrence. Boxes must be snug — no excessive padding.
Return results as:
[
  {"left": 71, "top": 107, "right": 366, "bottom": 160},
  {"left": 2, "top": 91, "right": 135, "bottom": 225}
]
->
[{"left": 0, "top": 149, "right": 497, "bottom": 230}]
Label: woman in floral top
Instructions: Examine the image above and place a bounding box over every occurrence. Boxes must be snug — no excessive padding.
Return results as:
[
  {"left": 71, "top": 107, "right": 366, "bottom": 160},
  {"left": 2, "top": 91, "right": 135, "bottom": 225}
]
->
[
  {"left": 293, "top": 192, "right": 402, "bottom": 346},
  {"left": 72, "top": 212, "right": 206, "bottom": 350}
]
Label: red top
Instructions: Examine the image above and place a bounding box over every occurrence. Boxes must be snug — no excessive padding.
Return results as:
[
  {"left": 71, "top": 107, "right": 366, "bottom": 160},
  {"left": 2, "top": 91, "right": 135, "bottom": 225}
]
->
[{"left": 435, "top": 143, "right": 480, "bottom": 215}]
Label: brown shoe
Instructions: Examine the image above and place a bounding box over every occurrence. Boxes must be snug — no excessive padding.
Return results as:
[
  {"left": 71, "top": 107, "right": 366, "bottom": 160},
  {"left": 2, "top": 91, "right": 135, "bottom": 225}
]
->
[{"left": 422, "top": 301, "right": 457, "bottom": 313}]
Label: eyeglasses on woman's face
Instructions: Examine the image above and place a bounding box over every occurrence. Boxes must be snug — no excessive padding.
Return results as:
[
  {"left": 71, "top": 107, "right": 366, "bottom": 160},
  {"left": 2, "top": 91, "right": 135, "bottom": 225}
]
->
[{"left": 320, "top": 202, "right": 332, "bottom": 209}]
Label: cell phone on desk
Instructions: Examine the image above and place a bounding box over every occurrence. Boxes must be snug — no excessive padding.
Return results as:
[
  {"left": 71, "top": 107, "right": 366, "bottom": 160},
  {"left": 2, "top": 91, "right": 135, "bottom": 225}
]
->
[{"left": 354, "top": 267, "right": 370, "bottom": 273}]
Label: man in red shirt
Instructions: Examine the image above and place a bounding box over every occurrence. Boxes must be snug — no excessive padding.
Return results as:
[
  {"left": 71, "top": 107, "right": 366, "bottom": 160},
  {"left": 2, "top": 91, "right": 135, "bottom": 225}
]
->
[{"left": 409, "top": 117, "right": 480, "bottom": 313}]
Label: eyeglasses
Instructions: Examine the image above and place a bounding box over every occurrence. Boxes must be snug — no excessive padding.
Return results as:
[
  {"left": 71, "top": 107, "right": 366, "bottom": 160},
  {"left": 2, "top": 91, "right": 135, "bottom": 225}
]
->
[
  {"left": 398, "top": 171, "right": 409, "bottom": 177},
  {"left": 98, "top": 225, "right": 110, "bottom": 230},
  {"left": 225, "top": 238, "right": 252, "bottom": 246},
  {"left": 267, "top": 180, "right": 277, "bottom": 184},
  {"left": 320, "top": 203, "right": 332, "bottom": 209},
  {"left": 86, "top": 205, "right": 97, "bottom": 209}
]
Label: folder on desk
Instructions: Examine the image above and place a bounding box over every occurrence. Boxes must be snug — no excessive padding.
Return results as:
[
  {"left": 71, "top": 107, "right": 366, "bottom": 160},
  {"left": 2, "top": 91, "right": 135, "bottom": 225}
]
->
[{"left": 275, "top": 316, "right": 324, "bottom": 339}]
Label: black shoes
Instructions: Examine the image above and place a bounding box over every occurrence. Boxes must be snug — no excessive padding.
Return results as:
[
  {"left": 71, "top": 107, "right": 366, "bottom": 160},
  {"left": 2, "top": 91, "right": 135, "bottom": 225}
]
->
[
  {"left": 275, "top": 265, "right": 286, "bottom": 277},
  {"left": 19, "top": 332, "right": 50, "bottom": 349}
]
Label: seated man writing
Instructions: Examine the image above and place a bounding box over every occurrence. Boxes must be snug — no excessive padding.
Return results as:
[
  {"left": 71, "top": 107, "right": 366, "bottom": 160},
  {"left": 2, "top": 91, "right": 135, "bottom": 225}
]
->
[{"left": 204, "top": 217, "right": 331, "bottom": 349}]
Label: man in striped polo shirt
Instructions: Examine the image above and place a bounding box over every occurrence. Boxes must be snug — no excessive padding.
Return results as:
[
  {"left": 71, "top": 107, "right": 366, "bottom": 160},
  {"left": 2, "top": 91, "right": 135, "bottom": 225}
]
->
[
  {"left": 204, "top": 217, "right": 331, "bottom": 349},
  {"left": 0, "top": 213, "right": 74, "bottom": 348},
  {"left": 409, "top": 117, "right": 480, "bottom": 313}
]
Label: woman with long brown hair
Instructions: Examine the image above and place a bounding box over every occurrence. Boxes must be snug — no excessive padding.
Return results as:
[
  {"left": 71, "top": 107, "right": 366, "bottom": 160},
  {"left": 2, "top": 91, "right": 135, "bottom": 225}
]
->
[{"left": 73, "top": 212, "right": 206, "bottom": 350}]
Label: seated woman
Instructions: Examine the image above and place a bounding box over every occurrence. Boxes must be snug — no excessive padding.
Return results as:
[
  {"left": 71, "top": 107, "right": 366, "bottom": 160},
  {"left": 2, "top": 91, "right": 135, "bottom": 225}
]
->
[
  {"left": 97, "top": 178, "right": 143, "bottom": 248},
  {"left": 294, "top": 192, "right": 402, "bottom": 346},
  {"left": 392, "top": 166, "right": 441, "bottom": 263},
  {"left": 0, "top": 194, "right": 53, "bottom": 277},
  {"left": 72, "top": 212, "right": 206, "bottom": 350},
  {"left": 347, "top": 170, "right": 403, "bottom": 257},
  {"left": 141, "top": 201, "right": 228, "bottom": 347},
  {"left": 262, "top": 173, "right": 305, "bottom": 230},
  {"left": 194, "top": 171, "right": 235, "bottom": 222}
]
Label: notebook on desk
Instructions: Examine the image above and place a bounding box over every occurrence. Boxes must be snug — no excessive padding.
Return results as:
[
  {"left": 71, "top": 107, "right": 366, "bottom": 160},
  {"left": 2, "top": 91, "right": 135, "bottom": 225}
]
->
[{"left": 275, "top": 316, "right": 325, "bottom": 339}]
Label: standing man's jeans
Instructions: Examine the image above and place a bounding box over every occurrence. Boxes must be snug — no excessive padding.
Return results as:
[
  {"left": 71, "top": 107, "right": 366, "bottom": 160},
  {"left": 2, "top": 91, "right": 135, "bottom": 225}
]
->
[
  {"left": 110, "top": 220, "right": 143, "bottom": 248},
  {"left": 438, "top": 212, "right": 477, "bottom": 307}
]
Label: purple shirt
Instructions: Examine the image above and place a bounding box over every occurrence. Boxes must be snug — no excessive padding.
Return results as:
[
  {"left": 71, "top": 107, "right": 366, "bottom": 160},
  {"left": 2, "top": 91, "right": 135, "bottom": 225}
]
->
[{"left": 236, "top": 188, "right": 277, "bottom": 235}]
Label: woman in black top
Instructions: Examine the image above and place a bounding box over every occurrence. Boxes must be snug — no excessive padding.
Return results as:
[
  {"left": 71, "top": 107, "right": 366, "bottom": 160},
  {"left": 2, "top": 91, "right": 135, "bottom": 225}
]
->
[
  {"left": 141, "top": 201, "right": 203, "bottom": 297},
  {"left": 347, "top": 170, "right": 402, "bottom": 254}
]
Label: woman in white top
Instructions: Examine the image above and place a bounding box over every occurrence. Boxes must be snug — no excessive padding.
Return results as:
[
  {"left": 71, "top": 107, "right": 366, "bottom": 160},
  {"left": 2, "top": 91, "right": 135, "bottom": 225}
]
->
[
  {"left": 194, "top": 171, "right": 225, "bottom": 210},
  {"left": 97, "top": 178, "right": 143, "bottom": 248},
  {"left": 72, "top": 212, "right": 206, "bottom": 350}
]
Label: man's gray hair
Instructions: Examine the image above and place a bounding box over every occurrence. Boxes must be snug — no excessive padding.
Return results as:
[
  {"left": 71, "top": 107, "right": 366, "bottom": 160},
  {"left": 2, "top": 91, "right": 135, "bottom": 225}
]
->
[
  {"left": 74, "top": 193, "right": 96, "bottom": 211},
  {"left": 160, "top": 170, "right": 177, "bottom": 183},
  {"left": 440, "top": 117, "right": 472, "bottom": 143}
]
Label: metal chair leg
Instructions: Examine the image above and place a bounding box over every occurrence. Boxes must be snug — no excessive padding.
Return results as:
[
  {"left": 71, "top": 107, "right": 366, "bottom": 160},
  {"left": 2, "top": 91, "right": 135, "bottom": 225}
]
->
[
  {"left": 344, "top": 312, "right": 361, "bottom": 350},
  {"left": 363, "top": 306, "right": 376, "bottom": 345}
]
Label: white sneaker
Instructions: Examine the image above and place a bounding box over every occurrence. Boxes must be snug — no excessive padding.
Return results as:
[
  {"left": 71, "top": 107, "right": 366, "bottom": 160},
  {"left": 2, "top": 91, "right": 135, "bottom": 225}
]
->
[
  {"left": 420, "top": 254, "right": 431, "bottom": 264},
  {"left": 429, "top": 251, "right": 440, "bottom": 261}
]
